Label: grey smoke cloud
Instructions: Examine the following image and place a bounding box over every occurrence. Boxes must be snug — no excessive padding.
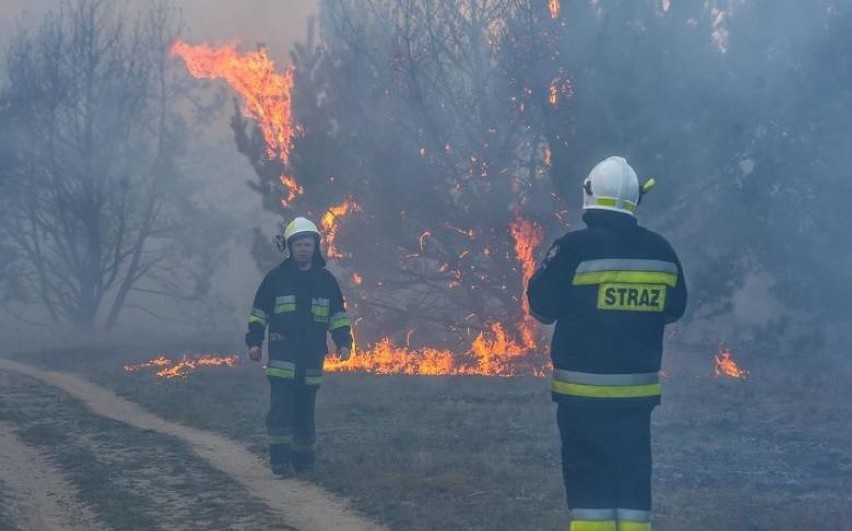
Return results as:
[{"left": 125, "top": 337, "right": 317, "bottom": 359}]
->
[{"left": 0, "top": 0, "right": 318, "bottom": 62}]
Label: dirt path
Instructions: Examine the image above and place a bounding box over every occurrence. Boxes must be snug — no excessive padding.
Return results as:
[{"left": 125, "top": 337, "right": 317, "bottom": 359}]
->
[
  {"left": 0, "top": 358, "right": 386, "bottom": 531},
  {"left": 0, "top": 423, "right": 103, "bottom": 531}
]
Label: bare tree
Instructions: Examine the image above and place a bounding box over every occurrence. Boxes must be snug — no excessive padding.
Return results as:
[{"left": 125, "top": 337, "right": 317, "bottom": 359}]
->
[{"left": 0, "top": 0, "right": 227, "bottom": 331}]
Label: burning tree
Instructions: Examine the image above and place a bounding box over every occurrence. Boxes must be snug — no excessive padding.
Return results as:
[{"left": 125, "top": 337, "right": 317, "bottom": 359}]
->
[
  {"left": 0, "top": 0, "right": 228, "bottom": 331},
  {"left": 311, "top": 0, "right": 556, "bottom": 354},
  {"left": 167, "top": 0, "right": 852, "bottom": 367},
  {"left": 170, "top": 1, "right": 562, "bottom": 373}
]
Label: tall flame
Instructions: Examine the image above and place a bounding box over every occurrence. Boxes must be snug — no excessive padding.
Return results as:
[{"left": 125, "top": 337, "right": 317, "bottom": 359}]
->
[
  {"left": 321, "top": 197, "right": 361, "bottom": 259},
  {"left": 549, "top": 78, "right": 559, "bottom": 105},
  {"left": 510, "top": 215, "right": 544, "bottom": 349},
  {"left": 549, "top": 0, "right": 561, "bottom": 19},
  {"left": 714, "top": 348, "right": 750, "bottom": 379},
  {"left": 170, "top": 40, "right": 302, "bottom": 204}
]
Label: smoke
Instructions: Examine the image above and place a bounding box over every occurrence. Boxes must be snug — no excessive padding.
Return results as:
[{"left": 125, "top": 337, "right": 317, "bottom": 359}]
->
[
  {"left": 0, "top": 0, "right": 319, "bottom": 343},
  {"left": 1, "top": 0, "right": 317, "bottom": 58},
  {"left": 3, "top": 0, "right": 850, "bottom": 366}
]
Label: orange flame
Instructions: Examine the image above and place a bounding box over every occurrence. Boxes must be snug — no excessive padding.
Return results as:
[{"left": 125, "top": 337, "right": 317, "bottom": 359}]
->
[
  {"left": 123, "top": 356, "right": 171, "bottom": 372},
  {"left": 325, "top": 323, "right": 542, "bottom": 376},
  {"left": 352, "top": 272, "right": 363, "bottom": 285},
  {"left": 170, "top": 40, "right": 302, "bottom": 205},
  {"left": 510, "top": 215, "right": 544, "bottom": 349},
  {"left": 549, "top": 0, "right": 561, "bottom": 19},
  {"left": 714, "top": 348, "right": 750, "bottom": 379},
  {"left": 549, "top": 79, "right": 559, "bottom": 105},
  {"left": 321, "top": 196, "right": 361, "bottom": 259},
  {"left": 124, "top": 354, "right": 241, "bottom": 379}
]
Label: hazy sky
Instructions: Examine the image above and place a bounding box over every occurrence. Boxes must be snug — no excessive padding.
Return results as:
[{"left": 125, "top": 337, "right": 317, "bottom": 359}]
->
[
  {"left": 0, "top": 0, "right": 318, "bottom": 63},
  {"left": 0, "top": 1, "right": 320, "bottom": 328}
]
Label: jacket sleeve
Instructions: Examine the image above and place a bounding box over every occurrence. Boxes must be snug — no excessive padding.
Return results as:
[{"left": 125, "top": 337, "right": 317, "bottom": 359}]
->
[
  {"left": 245, "top": 273, "right": 273, "bottom": 348},
  {"left": 526, "top": 238, "right": 573, "bottom": 324},
  {"left": 664, "top": 248, "right": 688, "bottom": 324},
  {"left": 328, "top": 276, "right": 353, "bottom": 351}
]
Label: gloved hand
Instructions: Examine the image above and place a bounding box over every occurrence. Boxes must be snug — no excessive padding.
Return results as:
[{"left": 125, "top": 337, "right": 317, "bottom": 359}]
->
[
  {"left": 248, "top": 346, "right": 262, "bottom": 362},
  {"left": 337, "top": 347, "right": 351, "bottom": 361}
]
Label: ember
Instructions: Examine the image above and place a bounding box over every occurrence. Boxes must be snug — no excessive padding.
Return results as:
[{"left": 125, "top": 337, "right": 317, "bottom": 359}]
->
[{"left": 714, "top": 348, "right": 750, "bottom": 379}]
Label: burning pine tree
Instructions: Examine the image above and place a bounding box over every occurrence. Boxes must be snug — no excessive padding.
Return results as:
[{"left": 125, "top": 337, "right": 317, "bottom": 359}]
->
[{"left": 170, "top": 4, "right": 572, "bottom": 376}]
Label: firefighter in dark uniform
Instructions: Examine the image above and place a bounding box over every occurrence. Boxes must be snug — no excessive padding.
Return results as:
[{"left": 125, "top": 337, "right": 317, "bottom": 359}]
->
[
  {"left": 246, "top": 217, "right": 353, "bottom": 477},
  {"left": 527, "top": 156, "right": 687, "bottom": 531}
]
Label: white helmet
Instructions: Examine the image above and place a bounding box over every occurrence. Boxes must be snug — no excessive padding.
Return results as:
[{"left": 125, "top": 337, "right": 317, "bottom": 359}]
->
[
  {"left": 283, "top": 217, "right": 320, "bottom": 245},
  {"left": 582, "top": 156, "right": 640, "bottom": 215}
]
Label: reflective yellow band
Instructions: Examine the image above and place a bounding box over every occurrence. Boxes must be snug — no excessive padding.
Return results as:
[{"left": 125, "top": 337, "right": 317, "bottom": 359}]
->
[
  {"left": 274, "top": 303, "right": 296, "bottom": 314},
  {"left": 265, "top": 367, "right": 295, "bottom": 379},
  {"left": 268, "top": 435, "right": 292, "bottom": 445},
  {"left": 552, "top": 380, "right": 661, "bottom": 398},
  {"left": 248, "top": 315, "right": 268, "bottom": 326},
  {"left": 595, "top": 197, "right": 635, "bottom": 212},
  {"left": 312, "top": 306, "right": 330, "bottom": 317},
  {"left": 570, "top": 520, "right": 617, "bottom": 531},
  {"left": 329, "top": 312, "right": 351, "bottom": 331},
  {"left": 555, "top": 370, "right": 658, "bottom": 386},
  {"left": 576, "top": 259, "right": 678, "bottom": 274},
  {"left": 305, "top": 376, "right": 322, "bottom": 386},
  {"left": 617, "top": 522, "right": 650, "bottom": 531},
  {"left": 573, "top": 270, "right": 677, "bottom": 287}
]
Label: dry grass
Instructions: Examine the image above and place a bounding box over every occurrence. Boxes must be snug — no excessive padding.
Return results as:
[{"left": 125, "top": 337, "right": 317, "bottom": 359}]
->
[
  {"left": 11, "top": 344, "right": 852, "bottom": 530},
  {"left": 0, "top": 369, "right": 293, "bottom": 530}
]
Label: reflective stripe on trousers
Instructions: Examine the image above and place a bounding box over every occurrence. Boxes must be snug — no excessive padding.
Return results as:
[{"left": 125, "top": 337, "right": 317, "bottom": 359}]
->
[
  {"left": 553, "top": 369, "right": 661, "bottom": 399},
  {"left": 569, "top": 508, "right": 616, "bottom": 531},
  {"left": 569, "top": 508, "right": 651, "bottom": 531},
  {"left": 265, "top": 359, "right": 296, "bottom": 379}
]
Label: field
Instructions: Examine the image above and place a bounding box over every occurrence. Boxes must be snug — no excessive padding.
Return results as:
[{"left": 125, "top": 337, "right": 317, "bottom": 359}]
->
[{"left": 1, "top": 341, "right": 850, "bottom": 530}]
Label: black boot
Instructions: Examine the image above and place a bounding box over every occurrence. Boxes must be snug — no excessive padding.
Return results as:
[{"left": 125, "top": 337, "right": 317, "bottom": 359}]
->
[{"left": 269, "top": 443, "right": 292, "bottom": 478}]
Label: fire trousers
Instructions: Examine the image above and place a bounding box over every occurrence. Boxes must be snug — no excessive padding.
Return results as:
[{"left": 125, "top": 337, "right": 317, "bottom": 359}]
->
[
  {"left": 557, "top": 404, "right": 655, "bottom": 531},
  {"left": 266, "top": 375, "right": 320, "bottom": 471}
]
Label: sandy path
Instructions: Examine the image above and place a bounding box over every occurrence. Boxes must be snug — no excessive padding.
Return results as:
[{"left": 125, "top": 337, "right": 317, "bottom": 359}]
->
[
  {"left": 0, "top": 423, "right": 104, "bottom": 531},
  {"left": 0, "top": 358, "right": 386, "bottom": 531}
]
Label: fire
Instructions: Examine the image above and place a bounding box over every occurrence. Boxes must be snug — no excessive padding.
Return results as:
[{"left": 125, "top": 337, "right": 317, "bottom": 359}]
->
[
  {"left": 549, "top": 78, "right": 559, "bottom": 105},
  {"left": 123, "top": 356, "right": 170, "bottom": 371},
  {"left": 510, "top": 215, "right": 544, "bottom": 349},
  {"left": 713, "top": 348, "right": 750, "bottom": 379},
  {"left": 549, "top": 0, "right": 561, "bottom": 19},
  {"left": 352, "top": 272, "right": 363, "bottom": 285},
  {"left": 321, "top": 196, "right": 361, "bottom": 259},
  {"left": 419, "top": 230, "right": 432, "bottom": 250},
  {"left": 170, "top": 40, "right": 302, "bottom": 204},
  {"left": 325, "top": 323, "right": 542, "bottom": 376},
  {"left": 124, "top": 354, "right": 241, "bottom": 379}
]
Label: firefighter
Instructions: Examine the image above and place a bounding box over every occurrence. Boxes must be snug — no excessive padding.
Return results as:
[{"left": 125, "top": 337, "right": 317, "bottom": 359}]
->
[
  {"left": 527, "top": 156, "right": 687, "bottom": 531},
  {"left": 246, "top": 216, "right": 353, "bottom": 477}
]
